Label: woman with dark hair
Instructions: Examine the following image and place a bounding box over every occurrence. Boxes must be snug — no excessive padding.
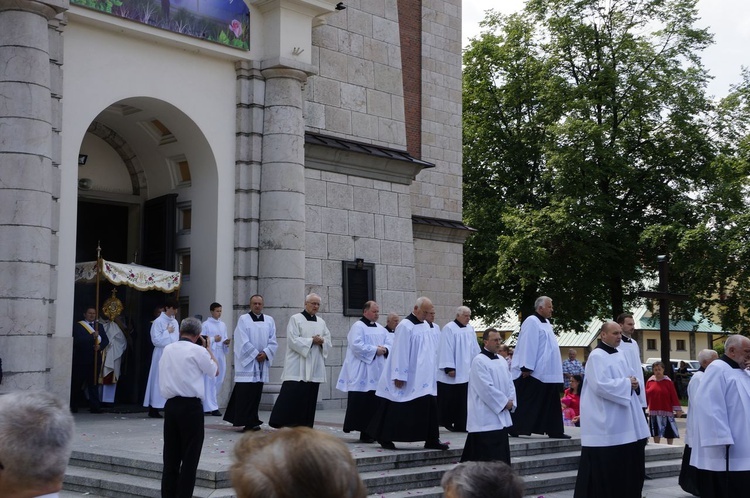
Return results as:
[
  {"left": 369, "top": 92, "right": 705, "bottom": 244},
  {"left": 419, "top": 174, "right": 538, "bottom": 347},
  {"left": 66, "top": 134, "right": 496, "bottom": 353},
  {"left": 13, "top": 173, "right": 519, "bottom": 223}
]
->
[
  {"left": 561, "top": 374, "right": 582, "bottom": 426},
  {"left": 646, "top": 361, "right": 683, "bottom": 444}
]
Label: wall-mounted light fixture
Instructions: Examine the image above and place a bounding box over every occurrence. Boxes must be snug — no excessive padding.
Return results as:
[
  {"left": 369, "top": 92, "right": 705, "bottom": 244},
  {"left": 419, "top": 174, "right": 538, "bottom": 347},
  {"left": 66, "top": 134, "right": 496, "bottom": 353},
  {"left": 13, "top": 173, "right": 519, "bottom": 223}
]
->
[
  {"left": 335, "top": 2, "right": 346, "bottom": 10},
  {"left": 78, "top": 154, "right": 88, "bottom": 165}
]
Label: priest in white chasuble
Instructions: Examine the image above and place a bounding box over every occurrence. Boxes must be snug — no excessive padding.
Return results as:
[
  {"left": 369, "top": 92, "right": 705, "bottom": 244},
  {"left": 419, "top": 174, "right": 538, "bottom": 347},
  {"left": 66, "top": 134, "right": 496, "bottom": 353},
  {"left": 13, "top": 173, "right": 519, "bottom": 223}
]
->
[
  {"left": 367, "top": 296, "right": 449, "bottom": 451},
  {"left": 269, "top": 293, "right": 331, "bottom": 428},
  {"left": 689, "top": 334, "right": 750, "bottom": 497},
  {"left": 574, "top": 321, "right": 649, "bottom": 498}
]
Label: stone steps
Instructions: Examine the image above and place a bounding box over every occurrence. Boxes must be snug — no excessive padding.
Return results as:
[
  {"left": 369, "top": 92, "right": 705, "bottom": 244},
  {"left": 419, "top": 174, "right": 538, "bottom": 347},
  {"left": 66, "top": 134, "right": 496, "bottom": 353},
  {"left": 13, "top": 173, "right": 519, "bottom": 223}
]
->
[
  {"left": 363, "top": 443, "right": 684, "bottom": 498},
  {"left": 64, "top": 438, "right": 683, "bottom": 498}
]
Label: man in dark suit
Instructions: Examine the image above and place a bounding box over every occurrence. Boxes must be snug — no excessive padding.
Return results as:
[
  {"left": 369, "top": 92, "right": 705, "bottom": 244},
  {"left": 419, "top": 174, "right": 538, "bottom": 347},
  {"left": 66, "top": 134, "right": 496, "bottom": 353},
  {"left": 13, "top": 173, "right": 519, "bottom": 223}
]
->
[{"left": 71, "top": 305, "right": 109, "bottom": 413}]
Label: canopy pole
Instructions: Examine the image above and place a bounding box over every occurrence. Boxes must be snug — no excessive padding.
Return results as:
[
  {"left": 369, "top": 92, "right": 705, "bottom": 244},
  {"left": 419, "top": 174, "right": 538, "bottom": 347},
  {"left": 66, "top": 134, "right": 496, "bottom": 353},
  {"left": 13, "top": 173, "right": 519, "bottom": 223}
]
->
[{"left": 94, "top": 241, "right": 102, "bottom": 384}]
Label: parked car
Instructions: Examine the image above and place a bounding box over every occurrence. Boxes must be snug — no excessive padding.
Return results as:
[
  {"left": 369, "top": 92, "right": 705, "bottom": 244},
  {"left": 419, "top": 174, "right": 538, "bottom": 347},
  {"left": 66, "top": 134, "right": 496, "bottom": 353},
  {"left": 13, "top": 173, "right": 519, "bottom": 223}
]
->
[{"left": 641, "top": 358, "right": 699, "bottom": 374}]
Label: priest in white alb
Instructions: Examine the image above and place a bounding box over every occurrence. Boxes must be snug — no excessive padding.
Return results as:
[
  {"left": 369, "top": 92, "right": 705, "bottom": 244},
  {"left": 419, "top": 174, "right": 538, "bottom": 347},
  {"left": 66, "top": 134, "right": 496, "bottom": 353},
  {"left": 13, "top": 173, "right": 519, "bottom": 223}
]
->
[
  {"left": 367, "top": 296, "right": 448, "bottom": 451},
  {"left": 437, "top": 306, "right": 480, "bottom": 432},
  {"left": 574, "top": 321, "right": 649, "bottom": 498},
  {"left": 336, "top": 300, "right": 392, "bottom": 443},
  {"left": 689, "top": 334, "right": 750, "bottom": 497},
  {"left": 268, "top": 293, "right": 331, "bottom": 428}
]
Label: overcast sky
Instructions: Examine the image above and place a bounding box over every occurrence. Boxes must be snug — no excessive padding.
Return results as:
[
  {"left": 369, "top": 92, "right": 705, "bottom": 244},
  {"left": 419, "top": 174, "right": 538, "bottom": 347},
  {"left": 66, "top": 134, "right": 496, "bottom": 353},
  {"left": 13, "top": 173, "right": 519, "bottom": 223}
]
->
[{"left": 462, "top": 0, "right": 750, "bottom": 99}]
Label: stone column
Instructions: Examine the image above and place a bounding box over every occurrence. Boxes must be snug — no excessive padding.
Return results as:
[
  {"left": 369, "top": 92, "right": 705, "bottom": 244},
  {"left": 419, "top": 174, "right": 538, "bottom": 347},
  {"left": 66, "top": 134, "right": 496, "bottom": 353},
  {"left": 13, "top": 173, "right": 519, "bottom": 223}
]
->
[
  {"left": 257, "top": 68, "right": 308, "bottom": 338},
  {"left": 0, "top": 0, "right": 66, "bottom": 392},
  {"left": 234, "top": 60, "right": 265, "bottom": 312}
]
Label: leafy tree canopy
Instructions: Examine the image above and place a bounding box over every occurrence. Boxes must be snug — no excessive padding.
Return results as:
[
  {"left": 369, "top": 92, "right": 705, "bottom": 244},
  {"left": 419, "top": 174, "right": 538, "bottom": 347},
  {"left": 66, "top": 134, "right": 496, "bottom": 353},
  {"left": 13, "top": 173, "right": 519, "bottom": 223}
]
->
[{"left": 463, "top": 0, "right": 750, "bottom": 331}]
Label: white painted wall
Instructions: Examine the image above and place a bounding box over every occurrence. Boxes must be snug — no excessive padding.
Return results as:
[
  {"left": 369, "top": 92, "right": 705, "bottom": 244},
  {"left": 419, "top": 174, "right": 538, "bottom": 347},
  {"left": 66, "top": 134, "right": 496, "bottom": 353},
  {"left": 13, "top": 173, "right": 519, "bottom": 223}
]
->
[{"left": 58, "top": 15, "right": 238, "bottom": 346}]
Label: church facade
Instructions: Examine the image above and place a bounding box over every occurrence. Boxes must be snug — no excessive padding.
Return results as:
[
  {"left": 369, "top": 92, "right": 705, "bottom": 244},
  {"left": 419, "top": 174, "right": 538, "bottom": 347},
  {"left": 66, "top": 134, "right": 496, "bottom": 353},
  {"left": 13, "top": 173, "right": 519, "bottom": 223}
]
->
[{"left": 0, "top": 0, "right": 467, "bottom": 407}]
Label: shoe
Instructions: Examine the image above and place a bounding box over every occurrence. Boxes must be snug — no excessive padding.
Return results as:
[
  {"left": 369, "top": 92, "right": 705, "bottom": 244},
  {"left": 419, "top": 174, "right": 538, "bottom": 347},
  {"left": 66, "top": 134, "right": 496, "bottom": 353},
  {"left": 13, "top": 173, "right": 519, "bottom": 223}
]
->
[
  {"left": 424, "top": 440, "right": 449, "bottom": 451},
  {"left": 148, "top": 409, "right": 163, "bottom": 419},
  {"left": 379, "top": 441, "right": 396, "bottom": 450},
  {"left": 204, "top": 411, "right": 211, "bottom": 416},
  {"left": 242, "top": 425, "right": 261, "bottom": 432},
  {"left": 89, "top": 408, "right": 103, "bottom": 414},
  {"left": 211, "top": 410, "right": 222, "bottom": 416},
  {"left": 359, "top": 434, "right": 375, "bottom": 443},
  {"left": 549, "top": 433, "right": 572, "bottom": 439},
  {"left": 508, "top": 430, "right": 530, "bottom": 437}
]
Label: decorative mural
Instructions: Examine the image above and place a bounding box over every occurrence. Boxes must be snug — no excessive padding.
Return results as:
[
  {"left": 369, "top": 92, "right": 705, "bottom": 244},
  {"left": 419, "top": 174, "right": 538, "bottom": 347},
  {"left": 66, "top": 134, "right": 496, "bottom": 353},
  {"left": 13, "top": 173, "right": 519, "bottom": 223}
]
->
[{"left": 72, "top": 0, "right": 250, "bottom": 50}]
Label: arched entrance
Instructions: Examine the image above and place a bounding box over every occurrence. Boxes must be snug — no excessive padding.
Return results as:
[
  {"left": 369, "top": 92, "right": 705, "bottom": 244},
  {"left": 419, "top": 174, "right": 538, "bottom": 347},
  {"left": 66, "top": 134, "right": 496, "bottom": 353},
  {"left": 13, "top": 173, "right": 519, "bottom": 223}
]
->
[{"left": 73, "top": 96, "right": 220, "bottom": 408}]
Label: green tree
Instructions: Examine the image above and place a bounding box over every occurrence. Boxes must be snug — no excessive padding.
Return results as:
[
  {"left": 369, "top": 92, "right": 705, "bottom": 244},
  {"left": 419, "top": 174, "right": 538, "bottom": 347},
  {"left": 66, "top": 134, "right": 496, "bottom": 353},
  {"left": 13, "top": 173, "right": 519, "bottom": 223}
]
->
[{"left": 463, "top": 0, "right": 721, "bottom": 328}]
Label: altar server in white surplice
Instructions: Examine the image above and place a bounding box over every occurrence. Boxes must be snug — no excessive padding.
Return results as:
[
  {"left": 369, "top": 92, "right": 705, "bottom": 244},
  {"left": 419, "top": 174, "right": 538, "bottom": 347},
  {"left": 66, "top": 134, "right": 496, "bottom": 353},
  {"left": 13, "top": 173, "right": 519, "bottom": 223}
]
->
[
  {"left": 510, "top": 296, "right": 568, "bottom": 439},
  {"left": 269, "top": 293, "right": 332, "bottom": 429},
  {"left": 615, "top": 312, "right": 647, "bottom": 410},
  {"left": 574, "top": 321, "right": 649, "bottom": 498},
  {"left": 143, "top": 300, "right": 180, "bottom": 418},
  {"left": 437, "top": 306, "right": 480, "bottom": 432},
  {"left": 336, "top": 300, "right": 393, "bottom": 443},
  {"left": 202, "top": 302, "right": 230, "bottom": 415},
  {"left": 678, "top": 348, "right": 718, "bottom": 495},
  {"left": 461, "top": 329, "right": 516, "bottom": 464},
  {"left": 367, "top": 297, "right": 448, "bottom": 451},
  {"left": 223, "top": 294, "right": 277, "bottom": 432},
  {"left": 689, "top": 334, "right": 750, "bottom": 497}
]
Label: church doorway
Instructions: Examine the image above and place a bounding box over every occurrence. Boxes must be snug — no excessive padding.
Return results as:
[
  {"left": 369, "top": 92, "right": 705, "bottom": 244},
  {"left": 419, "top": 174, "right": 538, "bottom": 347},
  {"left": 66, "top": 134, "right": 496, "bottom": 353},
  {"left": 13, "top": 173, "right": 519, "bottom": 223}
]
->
[{"left": 71, "top": 96, "right": 222, "bottom": 411}]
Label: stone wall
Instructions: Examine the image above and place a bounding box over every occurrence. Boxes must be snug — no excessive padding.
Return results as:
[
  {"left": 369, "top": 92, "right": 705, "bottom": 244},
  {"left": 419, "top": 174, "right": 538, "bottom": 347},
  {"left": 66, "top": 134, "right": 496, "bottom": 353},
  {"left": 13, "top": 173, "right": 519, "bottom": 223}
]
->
[
  {"left": 306, "top": 1, "right": 407, "bottom": 149},
  {"left": 301, "top": 167, "right": 418, "bottom": 407}
]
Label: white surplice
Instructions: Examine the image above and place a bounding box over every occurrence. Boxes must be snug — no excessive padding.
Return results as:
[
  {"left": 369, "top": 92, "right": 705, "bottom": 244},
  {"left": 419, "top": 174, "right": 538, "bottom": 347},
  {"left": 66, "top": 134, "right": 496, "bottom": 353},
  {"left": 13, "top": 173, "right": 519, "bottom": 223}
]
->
[
  {"left": 280, "top": 313, "right": 331, "bottom": 383},
  {"left": 467, "top": 350, "right": 516, "bottom": 433},
  {"left": 684, "top": 369, "right": 705, "bottom": 447},
  {"left": 580, "top": 345, "right": 650, "bottom": 447},
  {"left": 233, "top": 312, "right": 277, "bottom": 383},
  {"left": 437, "top": 320, "right": 480, "bottom": 384},
  {"left": 617, "top": 336, "right": 647, "bottom": 408},
  {"left": 510, "top": 314, "right": 563, "bottom": 383},
  {"left": 689, "top": 358, "right": 750, "bottom": 471},
  {"left": 202, "top": 317, "right": 229, "bottom": 412},
  {"left": 375, "top": 315, "right": 438, "bottom": 402},
  {"left": 143, "top": 312, "right": 179, "bottom": 408},
  {"left": 336, "top": 318, "right": 393, "bottom": 393}
]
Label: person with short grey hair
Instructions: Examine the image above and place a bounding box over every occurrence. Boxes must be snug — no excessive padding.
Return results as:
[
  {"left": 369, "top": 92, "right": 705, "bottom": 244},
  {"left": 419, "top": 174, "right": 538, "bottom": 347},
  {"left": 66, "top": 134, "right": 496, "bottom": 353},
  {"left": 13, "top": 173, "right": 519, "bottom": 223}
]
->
[
  {"left": 437, "top": 305, "right": 479, "bottom": 432},
  {"left": 441, "top": 461, "right": 524, "bottom": 498},
  {"left": 689, "top": 335, "right": 750, "bottom": 496},
  {"left": 510, "top": 296, "right": 569, "bottom": 439},
  {"left": 679, "top": 348, "right": 719, "bottom": 494},
  {"left": 269, "top": 293, "right": 332, "bottom": 428},
  {"left": 159, "top": 316, "right": 218, "bottom": 498},
  {"left": 0, "top": 390, "right": 75, "bottom": 498}
]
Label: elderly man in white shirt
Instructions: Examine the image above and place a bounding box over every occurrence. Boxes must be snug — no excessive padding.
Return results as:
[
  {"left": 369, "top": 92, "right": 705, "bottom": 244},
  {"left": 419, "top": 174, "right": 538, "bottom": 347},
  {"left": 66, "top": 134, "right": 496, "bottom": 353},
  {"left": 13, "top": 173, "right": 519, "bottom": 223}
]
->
[{"left": 159, "top": 317, "right": 218, "bottom": 498}]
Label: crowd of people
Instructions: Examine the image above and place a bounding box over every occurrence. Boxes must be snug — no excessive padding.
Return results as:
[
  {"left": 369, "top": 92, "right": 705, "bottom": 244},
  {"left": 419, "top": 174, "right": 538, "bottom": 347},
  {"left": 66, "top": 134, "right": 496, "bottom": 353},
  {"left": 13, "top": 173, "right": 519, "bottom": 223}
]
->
[{"left": 58, "top": 291, "right": 750, "bottom": 498}]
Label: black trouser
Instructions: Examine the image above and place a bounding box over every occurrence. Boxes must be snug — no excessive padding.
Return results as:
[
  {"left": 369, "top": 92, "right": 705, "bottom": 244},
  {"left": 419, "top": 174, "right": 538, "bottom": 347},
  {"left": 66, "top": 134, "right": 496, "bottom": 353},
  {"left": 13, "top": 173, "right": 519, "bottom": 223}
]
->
[{"left": 162, "top": 396, "right": 204, "bottom": 498}]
